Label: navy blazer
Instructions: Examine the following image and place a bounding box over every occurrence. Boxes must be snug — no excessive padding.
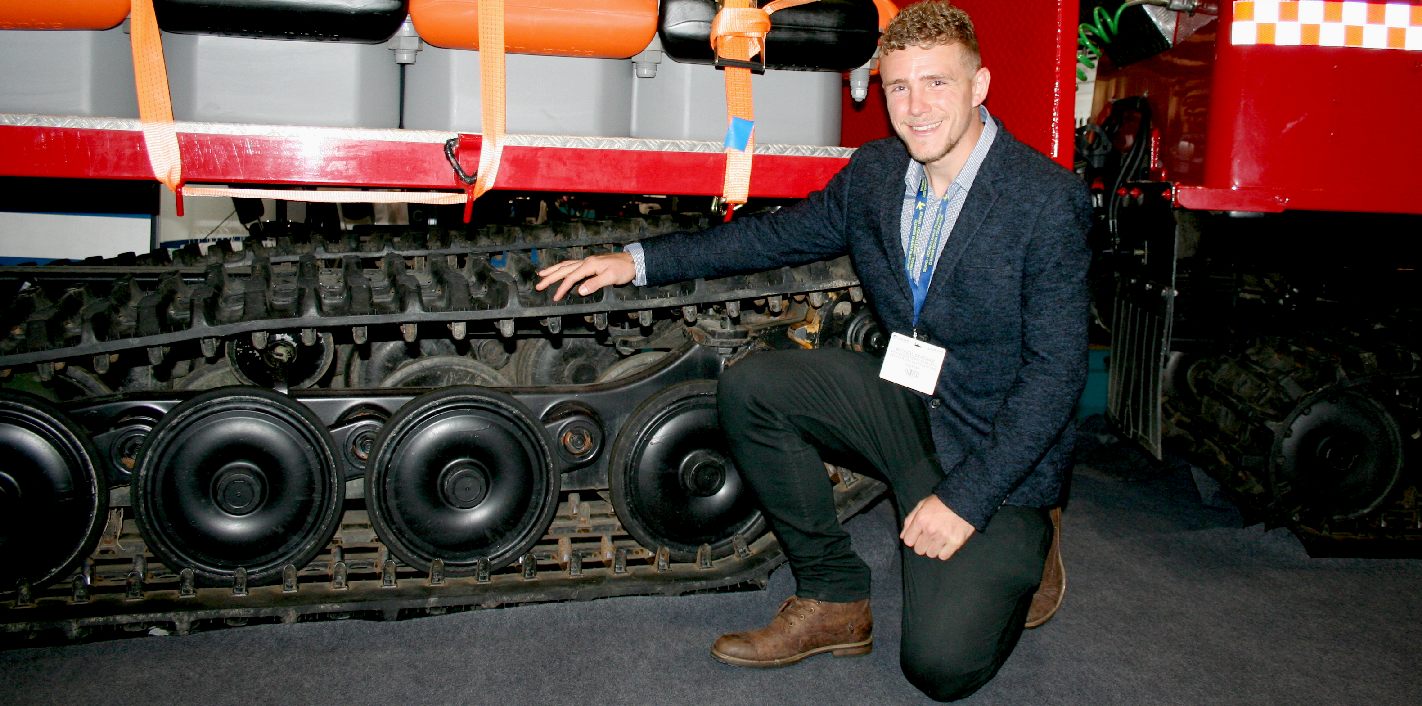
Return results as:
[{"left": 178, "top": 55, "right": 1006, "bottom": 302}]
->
[{"left": 641, "top": 126, "right": 1092, "bottom": 531}]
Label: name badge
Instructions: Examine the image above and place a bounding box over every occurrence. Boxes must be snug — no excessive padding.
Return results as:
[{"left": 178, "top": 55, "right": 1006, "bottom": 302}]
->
[{"left": 879, "top": 332, "right": 945, "bottom": 395}]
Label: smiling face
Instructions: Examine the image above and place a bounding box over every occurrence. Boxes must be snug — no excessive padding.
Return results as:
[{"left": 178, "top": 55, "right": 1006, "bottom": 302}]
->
[{"left": 879, "top": 42, "right": 990, "bottom": 191}]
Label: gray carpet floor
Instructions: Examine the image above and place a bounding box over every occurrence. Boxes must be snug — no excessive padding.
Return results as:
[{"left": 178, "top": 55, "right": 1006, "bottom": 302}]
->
[{"left": 2, "top": 423, "right": 1419, "bottom": 705}]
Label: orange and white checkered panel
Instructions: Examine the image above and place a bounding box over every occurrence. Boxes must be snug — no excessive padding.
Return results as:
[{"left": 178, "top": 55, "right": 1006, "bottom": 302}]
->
[{"left": 1232, "top": 1, "right": 1422, "bottom": 50}]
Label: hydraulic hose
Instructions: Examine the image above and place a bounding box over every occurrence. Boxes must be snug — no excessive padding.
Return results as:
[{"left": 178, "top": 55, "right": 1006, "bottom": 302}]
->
[
  {"left": 1077, "top": 1, "right": 1149, "bottom": 81},
  {"left": 1078, "top": 0, "right": 1218, "bottom": 81}
]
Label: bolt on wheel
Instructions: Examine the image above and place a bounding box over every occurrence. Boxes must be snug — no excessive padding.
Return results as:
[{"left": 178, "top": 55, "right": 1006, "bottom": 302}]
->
[
  {"left": 133, "top": 387, "right": 344, "bottom": 585},
  {"left": 0, "top": 392, "right": 108, "bottom": 592},
  {"left": 609, "top": 380, "right": 766, "bottom": 562},
  {"left": 365, "top": 387, "right": 559, "bottom": 574}
]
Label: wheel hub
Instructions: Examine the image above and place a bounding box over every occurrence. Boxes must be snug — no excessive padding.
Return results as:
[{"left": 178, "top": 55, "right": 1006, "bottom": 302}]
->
[
  {"left": 364, "top": 387, "right": 559, "bottom": 574},
  {"left": 1275, "top": 388, "right": 1404, "bottom": 520},
  {"left": 439, "top": 460, "right": 491, "bottom": 509},
  {"left": 211, "top": 462, "right": 267, "bottom": 516},
  {"left": 512, "top": 337, "right": 621, "bottom": 386},
  {"left": 229, "top": 330, "right": 335, "bottom": 389},
  {"left": 609, "top": 380, "right": 766, "bottom": 562},
  {"left": 133, "top": 388, "right": 342, "bottom": 583},
  {"left": 560, "top": 424, "right": 596, "bottom": 457},
  {"left": 679, "top": 450, "right": 727, "bottom": 497},
  {"left": 351, "top": 428, "right": 377, "bottom": 463},
  {"left": 112, "top": 426, "right": 150, "bottom": 475},
  {"left": 562, "top": 360, "right": 601, "bottom": 385},
  {"left": 0, "top": 393, "right": 107, "bottom": 591},
  {"left": 1315, "top": 435, "right": 1361, "bottom": 474}
]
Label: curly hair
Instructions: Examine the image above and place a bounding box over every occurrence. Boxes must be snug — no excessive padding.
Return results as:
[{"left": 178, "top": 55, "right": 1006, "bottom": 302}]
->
[{"left": 879, "top": 1, "right": 981, "bottom": 68}]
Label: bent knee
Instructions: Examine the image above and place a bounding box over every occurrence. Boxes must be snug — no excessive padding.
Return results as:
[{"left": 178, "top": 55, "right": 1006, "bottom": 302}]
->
[
  {"left": 717, "top": 356, "right": 758, "bottom": 404},
  {"left": 901, "top": 650, "right": 999, "bottom": 702},
  {"left": 717, "top": 352, "right": 789, "bottom": 413}
]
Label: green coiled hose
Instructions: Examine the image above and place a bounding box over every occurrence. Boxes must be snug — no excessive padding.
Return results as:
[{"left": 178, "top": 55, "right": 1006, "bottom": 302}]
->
[{"left": 1078, "top": 1, "right": 1153, "bottom": 81}]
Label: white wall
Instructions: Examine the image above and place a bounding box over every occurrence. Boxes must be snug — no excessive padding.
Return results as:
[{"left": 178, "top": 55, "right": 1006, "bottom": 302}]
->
[{"left": 0, "top": 212, "right": 152, "bottom": 263}]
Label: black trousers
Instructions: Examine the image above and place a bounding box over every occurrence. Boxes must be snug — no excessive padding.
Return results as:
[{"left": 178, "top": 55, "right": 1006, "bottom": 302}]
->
[{"left": 718, "top": 348, "right": 1051, "bottom": 702}]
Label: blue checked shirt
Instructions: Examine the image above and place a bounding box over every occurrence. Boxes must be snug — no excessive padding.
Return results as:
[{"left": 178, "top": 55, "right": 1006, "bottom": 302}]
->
[{"left": 899, "top": 105, "right": 997, "bottom": 285}]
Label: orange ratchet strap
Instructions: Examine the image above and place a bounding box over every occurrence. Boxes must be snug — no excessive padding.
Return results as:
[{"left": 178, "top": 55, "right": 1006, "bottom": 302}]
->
[
  {"left": 130, "top": 0, "right": 184, "bottom": 211},
  {"left": 128, "top": 0, "right": 475, "bottom": 216},
  {"left": 465, "top": 0, "right": 506, "bottom": 222},
  {"left": 710, "top": 0, "right": 817, "bottom": 219}
]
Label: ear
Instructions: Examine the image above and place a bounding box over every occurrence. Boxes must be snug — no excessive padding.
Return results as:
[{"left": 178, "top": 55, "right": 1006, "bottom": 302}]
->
[{"left": 971, "top": 67, "right": 991, "bottom": 107}]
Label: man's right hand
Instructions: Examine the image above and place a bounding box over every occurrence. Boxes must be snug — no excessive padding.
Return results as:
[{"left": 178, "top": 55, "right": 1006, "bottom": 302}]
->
[{"left": 535, "top": 252, "right": 636, "bottom": 302}]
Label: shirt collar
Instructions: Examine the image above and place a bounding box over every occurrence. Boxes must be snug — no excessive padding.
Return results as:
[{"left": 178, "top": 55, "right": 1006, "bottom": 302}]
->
[{"left": 903, "top": 105, "right": 997, "bottom": 196}]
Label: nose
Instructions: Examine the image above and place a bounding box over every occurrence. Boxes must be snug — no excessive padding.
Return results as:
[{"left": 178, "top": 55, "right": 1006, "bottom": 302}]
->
[{"left": 907, "top": 87, "right": 929, "bottom": 116}]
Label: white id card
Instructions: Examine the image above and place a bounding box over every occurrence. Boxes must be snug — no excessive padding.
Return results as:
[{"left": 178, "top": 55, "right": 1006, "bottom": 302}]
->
[{"left": 879, "top": 332, "right": 946, "bottom": 395}]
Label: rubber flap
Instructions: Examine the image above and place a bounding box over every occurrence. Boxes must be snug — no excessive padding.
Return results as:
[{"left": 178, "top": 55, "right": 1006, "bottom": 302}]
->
[
  {"left": 660, "top": 0, "right": 879, "bottom": 71},
  {"left": 0, "top": 0, "right": 129, "bottom": 30},
  {"left": 411, "top": 0, "right": 658, "bottom": 59},
  {"left": 153, "top": 0, "right": 408, "bottom": 43}
]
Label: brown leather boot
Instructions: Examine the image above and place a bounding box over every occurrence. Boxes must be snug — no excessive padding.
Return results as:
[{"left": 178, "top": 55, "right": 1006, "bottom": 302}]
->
[
  {"left": 711, "top": 596, "right": 872, "bottom": 668},
  {"left": 1025, "top": 507, "right": 1065, "bottom": 628}
]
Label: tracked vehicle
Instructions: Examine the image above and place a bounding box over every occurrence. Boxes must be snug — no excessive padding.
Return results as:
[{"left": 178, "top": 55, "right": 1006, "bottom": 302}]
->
[
  {"left": 0, "top": 0, "right": 1082, "bottom": 642},
  {"left": 1082, "top": 0, "right": 1422, "bottom": 555}
]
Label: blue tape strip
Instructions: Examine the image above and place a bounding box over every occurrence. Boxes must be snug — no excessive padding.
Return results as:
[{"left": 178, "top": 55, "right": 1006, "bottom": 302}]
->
[{"left": 723, "top": 117, "right": 754, "bottom": 152}]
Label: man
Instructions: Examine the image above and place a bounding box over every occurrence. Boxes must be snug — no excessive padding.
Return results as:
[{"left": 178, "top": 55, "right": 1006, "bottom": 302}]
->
[{"left": 536, "top": 1, "right": 1089, "bottom": 700}]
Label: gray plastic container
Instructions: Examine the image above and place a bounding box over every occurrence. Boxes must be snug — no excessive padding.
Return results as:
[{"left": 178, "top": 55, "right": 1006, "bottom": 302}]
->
[
  {"left": 0, "top": 28, "right": 138, "bottom": 117},
  {"left": 162, "top": 32, "right": 401, "bottom": 128},
  {"left": 403, "top": 46, "right": 635, "bottom": 137},
  {"left": 631, "top": 54, "right": 842, "bottom": 146}
]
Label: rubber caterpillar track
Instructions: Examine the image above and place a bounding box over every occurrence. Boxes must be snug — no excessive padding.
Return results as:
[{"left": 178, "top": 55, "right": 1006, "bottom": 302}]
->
[
  {"left": 1163, "top": 334, "right": 1422, "bottom": 556},
  {"left": 0, "top": 215, "right": 891, "bottom": 646}
]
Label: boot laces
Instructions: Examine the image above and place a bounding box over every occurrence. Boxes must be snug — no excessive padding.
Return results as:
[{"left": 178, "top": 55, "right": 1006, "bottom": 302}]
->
[{"left": 776, "top": 596, "right": 818, "bottom": 630}]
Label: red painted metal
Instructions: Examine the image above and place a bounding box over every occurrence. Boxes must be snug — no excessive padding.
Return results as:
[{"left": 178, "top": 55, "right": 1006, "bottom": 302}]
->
[
  {"left": 1173, "top": 186, "right": 1289, "bottom": 212},
  {"left": 1092, "top": 23, "right": 1217, "bottom": 191},
  {"left": 0, "top": 123, "right": 846, "bottom": 199},
  {"left": 1192, "top": 39, "right": 1421, "bottom": 213},
  {"left": 957, "top": 0, "right": 1078, "bottom": 167},
  {"left": 494, "top": 144, "right": 847, "bottom": 198},
  {"left": 1097, "top": 2, "right": 1422, "bottom": 216},
  {"left": 840, "top": 0, "right": 1079, "bottom": 169}
]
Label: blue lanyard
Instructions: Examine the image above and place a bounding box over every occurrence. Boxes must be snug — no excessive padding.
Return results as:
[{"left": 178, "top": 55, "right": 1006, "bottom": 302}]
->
[{"left": 906, "top": 176, "right": 950, "bottom": 327}]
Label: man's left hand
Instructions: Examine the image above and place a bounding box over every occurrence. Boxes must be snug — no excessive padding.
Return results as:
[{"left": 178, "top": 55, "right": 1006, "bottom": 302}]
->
[{"left": 900, "top": 495, "right": 975, "bottom": 561}]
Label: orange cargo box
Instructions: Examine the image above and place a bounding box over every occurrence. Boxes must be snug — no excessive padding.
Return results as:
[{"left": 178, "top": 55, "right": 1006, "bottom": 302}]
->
[
  {"left": 0, "top": 0, "right": 128, "bottom": 30},
  {"left": 410, "top": 0, "right": 658, "bottom": 58}
]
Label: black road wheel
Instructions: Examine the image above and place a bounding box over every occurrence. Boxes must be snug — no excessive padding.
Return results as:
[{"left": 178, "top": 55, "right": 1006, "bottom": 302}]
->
[
  {"left": 379, "top": 355, "right": 510, "bottom": 388},
  {"left": 609, "top": 380, "right": 765, "bottom": 562},
  {"left": 228, "top": 331, "right": 335, "bottom": 389},
  {"left": 176, "top": 359, "right": 243, "bottom": 390},
  {"left": 347, "top": 339, "right": 461, "bottom": 389},
  {"left": 510, "top": 337, "right": 621, "bottom": 385},
  {"left": 843, "top": 308, "right": 888, "bottom": 356},
  {"left": 133, "top": 387, "right": 343, "bottom": 584},
  {"left": 596, "top": 351, "right": 669, "bottom": 383},
  {"left": 365, "top": 387, "right": 558, "bottom": 574},
  {"left": 1274, "top": 388, "right": 1404, "bottom": 520},
  {"left": 0, "top": 392, "right": 108, "bottom": 591}
]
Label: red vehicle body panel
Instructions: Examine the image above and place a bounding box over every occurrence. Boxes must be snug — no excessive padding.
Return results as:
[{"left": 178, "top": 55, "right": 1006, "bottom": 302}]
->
[
  {"left": 841, "top": 0, "right": 1080, "bottom": 170},
  {"left": 1095, "top": 1, "right": 1422, "bottom": 215}
]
